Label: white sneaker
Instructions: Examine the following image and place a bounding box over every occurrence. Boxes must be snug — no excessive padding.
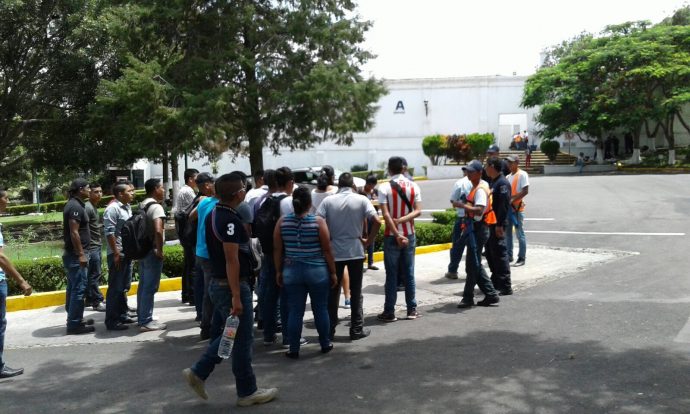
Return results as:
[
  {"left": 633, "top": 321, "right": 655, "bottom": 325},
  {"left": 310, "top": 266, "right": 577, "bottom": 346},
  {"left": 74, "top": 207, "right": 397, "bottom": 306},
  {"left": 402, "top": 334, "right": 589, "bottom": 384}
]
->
[
  {"left": 282, "top": 337, "right": 309, "bottom": 349},
  {"left": 182, "top": 368, "right": 208, "bottom": 400},
  {"left": 237, "top": 387, "right": 278, "bottom": 407},
  {"left": 140, "top": 321, "right": 167, "bottom": 332}
]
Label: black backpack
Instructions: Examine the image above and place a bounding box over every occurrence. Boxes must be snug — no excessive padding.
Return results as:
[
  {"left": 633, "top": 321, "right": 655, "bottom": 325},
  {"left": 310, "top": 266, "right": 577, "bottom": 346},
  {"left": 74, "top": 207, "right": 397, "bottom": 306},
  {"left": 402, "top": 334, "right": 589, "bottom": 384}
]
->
[
  {"left": 121, "top": 201, "right": 157, "bottom": 260},
  {"left": 174, "top": 194, "right": 201, "bottom": 247},
  {"left": 252, "top": 194, "right": 287, "bottom": 255}
]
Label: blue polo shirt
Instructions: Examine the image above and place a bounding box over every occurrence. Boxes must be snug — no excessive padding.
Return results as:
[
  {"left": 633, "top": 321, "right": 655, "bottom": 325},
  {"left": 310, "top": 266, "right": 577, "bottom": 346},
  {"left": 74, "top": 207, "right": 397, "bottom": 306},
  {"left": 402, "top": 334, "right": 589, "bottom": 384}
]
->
[{"left": 195, "top": 196, "right": 219, "bottom": 259}]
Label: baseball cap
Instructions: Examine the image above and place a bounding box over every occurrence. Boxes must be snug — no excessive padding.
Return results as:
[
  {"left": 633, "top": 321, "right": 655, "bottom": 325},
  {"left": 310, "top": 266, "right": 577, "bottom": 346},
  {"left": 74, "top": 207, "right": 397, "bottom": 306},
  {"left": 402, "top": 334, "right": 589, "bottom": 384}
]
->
[
  {"left": 487, "top": 144, "right": 500, "bottom": 154},
  {"left": 462, "top": 160, "right": 483, "bottom": 173},
  {"left": 69, "top": 178, "right": 89, "bottom": 192},
  {"left": 505, "top": 155, "right": 520, "bottom": 162},
  {"left": 195, "top": 172, "right": 215, "bottom": 185}
]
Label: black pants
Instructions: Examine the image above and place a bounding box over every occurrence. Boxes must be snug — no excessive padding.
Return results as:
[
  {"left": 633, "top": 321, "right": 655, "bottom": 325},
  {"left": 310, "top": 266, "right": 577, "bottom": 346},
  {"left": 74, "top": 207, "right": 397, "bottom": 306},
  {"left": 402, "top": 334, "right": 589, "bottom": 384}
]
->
[
  {"left": 329, "top": 259, "right": 365, "bottom": 336},
  {"left": 486, "top": 225, "right": 512, "bottom": 292},
  {"left": 462, "top": 222, "right": 498, "bottom": 302},
  {"left": 182, "top": 243, "right": 195, "bottom": 302}
]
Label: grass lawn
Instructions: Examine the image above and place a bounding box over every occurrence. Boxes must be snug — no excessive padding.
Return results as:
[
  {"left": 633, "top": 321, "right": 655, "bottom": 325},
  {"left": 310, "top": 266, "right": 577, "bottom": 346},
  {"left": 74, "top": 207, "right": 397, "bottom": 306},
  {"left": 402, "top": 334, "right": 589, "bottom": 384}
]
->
[
  {"left": 0, "top": 211, "right": 63, "bottom": 226},
  {"left": 2, "top": 240, "right": 67, "bottom": 261}
]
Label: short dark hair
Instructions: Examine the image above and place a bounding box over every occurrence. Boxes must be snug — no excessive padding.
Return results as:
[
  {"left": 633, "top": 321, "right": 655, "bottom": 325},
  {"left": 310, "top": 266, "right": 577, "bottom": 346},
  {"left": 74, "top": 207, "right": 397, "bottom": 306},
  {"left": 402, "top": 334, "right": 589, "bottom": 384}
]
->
[
  {"left": 112, "top": 182, "right": 130, "bottom": 198},
  {"left": 486, "top": 156, "right": 503, "bottom": 172},
  {"left": 145, "top": 178, "right": 161, "bottom": 195},
  {"left": 322, "top": 165, "right": 335, "bottom": 185},
  {"left": 275, "top": 167, "right": 294, "bottom": 188},
  {"left": 365, "top": 174, "right": 378, "bottom": 186},
  {"left": 316, "top": 174, "right": 330, "bottom": 191},
  {"left": 388, "top": 156, "right": 404, "bottom": 175},
  {"left": 252, "top": 169, "right": 264, "bottom": 182},
  {"left": 89, "top": 182, "right": 102, "bottom": 190},
  {"left": 264, "top": 169, "right": 277, "bottom": 190},
  {"left": 184, "top": 169, "right": 199, "bottom": 183},
  {"left": 215, "top": 173, "right": 244, "bottom": 203},
  {"left": 337, "top": 172, "right": 354, "bottom": 189},
  {"left": 292, "top": 187, "right": 312, "bottom": 215}
]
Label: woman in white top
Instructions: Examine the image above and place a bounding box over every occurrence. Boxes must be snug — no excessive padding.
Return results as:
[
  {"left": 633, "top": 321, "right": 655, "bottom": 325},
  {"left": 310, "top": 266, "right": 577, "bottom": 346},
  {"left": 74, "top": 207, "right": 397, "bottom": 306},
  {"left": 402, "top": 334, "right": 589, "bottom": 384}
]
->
[{"left": 310, "top": 166, "right": 337, "bottom": 214}]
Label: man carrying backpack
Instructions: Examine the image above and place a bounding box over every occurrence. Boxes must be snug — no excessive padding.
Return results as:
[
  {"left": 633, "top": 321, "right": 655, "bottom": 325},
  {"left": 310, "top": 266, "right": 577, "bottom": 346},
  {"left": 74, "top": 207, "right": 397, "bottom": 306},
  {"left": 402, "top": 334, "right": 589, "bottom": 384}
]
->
[
  {"left": 137, "top": 178, "right": 167, "bottom": 332},
  {"left": 255, "top": 167, "right": 292, "bottom": 347}
]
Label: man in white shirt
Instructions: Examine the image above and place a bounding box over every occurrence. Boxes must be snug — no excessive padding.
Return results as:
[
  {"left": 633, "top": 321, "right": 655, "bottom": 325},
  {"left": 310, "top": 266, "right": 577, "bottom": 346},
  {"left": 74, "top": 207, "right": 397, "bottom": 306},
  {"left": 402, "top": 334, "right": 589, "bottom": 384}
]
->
[
  {"left": 175, "top": 168, "right": 199, "bottom": 304},
  {"left": 505, "top": 155, "right": 530, "bottom": 267},
  {"left": 445, "top": 175, "right": 472, "bottom": 279}
]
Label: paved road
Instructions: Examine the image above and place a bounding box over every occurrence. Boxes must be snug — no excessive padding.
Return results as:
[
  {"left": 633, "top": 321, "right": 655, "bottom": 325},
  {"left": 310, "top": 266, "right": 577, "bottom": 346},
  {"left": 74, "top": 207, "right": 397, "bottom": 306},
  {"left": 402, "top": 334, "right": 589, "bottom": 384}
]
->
[{"left": 3, "top": 175, "right": 690, "bottom": 413}]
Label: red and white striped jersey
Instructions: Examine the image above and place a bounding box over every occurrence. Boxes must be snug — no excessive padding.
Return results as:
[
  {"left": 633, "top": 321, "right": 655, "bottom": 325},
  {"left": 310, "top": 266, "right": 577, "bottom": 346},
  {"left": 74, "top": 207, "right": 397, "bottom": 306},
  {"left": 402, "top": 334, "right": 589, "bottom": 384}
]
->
[{"left": 378, "top": 175, "right": 422, "bottom": 237}]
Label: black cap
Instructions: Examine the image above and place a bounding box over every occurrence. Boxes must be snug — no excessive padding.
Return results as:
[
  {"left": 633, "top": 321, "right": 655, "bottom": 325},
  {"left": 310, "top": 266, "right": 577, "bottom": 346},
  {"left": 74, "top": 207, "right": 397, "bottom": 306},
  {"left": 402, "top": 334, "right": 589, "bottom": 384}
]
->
[
  {"left": 69, "top": 178, "right": 89, "bottom": 193},
  {"left": 487, "top": 144, "right": 500, "bottom": 154},
  {"left": 195, "top": 172, "right": 215, "bottom": 185},
  {"left": 462, "top": 160, "right": 483, "bottom": 173}
]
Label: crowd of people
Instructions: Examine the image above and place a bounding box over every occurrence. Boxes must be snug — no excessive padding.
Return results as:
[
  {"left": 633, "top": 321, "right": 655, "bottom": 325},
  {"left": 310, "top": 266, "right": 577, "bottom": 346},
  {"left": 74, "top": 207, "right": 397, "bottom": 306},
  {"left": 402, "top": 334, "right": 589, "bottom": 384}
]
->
[{"left": 0, "top": 150, "right": 530, "bottom": 407}]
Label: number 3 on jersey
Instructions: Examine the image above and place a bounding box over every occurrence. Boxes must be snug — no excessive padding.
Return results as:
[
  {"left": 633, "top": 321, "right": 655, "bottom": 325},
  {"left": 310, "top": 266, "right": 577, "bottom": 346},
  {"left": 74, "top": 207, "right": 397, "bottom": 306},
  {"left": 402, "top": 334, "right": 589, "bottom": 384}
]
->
[{"left": 226, "top": 223, "right": 235, "bottom": 236}]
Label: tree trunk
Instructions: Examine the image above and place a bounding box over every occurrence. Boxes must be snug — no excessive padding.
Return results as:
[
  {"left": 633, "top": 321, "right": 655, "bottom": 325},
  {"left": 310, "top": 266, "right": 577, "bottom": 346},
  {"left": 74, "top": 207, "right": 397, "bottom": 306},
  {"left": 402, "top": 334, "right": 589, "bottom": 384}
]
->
[
  {"left": 248, "top": 130, "right": 264, "bottom": 174},
  {"left": 162, "top": 151, "right": 169, "bottom": 197},
  {"left": 171, "top": 153, "right": 180, "bottom": 210},
  {"left": 631, "top": 125, "right": 642, "bottom": 164},
  {"left": 667, "top": 113, "right": 676, "bottom": 165}
]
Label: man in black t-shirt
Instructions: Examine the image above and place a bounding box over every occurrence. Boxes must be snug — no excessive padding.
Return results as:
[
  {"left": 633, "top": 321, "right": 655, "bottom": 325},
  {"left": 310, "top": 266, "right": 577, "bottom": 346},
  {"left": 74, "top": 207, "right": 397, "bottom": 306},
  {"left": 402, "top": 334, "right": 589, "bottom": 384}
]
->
[
  {"left": 62, "top": 178, "right": 95, "bottom": 335},
  {"left": 183, "top": 173, "right": 277, "bottom": 407}
]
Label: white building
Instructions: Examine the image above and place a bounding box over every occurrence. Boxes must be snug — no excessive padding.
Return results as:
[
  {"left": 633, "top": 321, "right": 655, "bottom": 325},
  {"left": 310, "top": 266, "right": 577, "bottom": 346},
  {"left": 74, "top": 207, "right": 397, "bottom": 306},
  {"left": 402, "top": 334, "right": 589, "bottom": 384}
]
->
[{"left": 140, "top": 75, "right": 689, "bottom": 183}]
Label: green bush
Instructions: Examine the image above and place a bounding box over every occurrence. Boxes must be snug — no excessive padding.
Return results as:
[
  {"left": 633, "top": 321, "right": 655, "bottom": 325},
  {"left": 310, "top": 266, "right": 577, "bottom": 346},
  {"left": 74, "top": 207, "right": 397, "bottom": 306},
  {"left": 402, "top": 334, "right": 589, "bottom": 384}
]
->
[
  {"left": 540, "top": 139, "right": 561, "bottom": 162},
  {"left": 6, "top": 244, "right": 185, "bottom": 296},
  {"left": 373, "top": 221, "right": 453, "bottom": 252},
  {"left": 445, "top": 134, "right": 472, "bottom": 163},
  {"left": 350, "top": 164, "right": 368, "bottom": 172},
  {"left": 3, "top": 190, "right": 147, "bottom": 217},
  {"left": 422, "top": 134, "right": 446, "bottom": 165},
  {"left": 465, "top": 133, "right": 494, "bottom": 159},
  {"left": 431, "top": 209, "right": 456, "bottom": 225}
]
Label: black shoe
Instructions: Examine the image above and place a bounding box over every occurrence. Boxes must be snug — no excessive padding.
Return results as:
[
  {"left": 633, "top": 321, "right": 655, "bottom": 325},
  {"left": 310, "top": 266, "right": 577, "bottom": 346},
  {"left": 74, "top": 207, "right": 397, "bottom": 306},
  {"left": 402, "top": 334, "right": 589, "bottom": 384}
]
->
[
  {"left": 499, "top": 289, "right": 514, "bottom": 296},
  {"left": 106, "top": 323, "right": 129, "bottom": 331},
  {"left": 67, "top": 325, "right": 95, "bottom": 335},
  {"left": 285, "top": 351, "right": 299, "bottom": 359},
  {"left": 350, "top": 328, "right": 371, "bottom": 340},
  {"left": 512, "top": 259, "right": 525, "bottom": 267},
  {"left": 368, "top": 265, "right": 379, "bottom": 271},
  {"left": 120, "top": 317, "right": 136, "bottom": 324},
  {"left": 321, "top": 344, "right": 334, "bottom": 354},
  {"left": 80, "top": 318, "right": 95, "bottom": 326},
  {"left": 200, "top": 328, "right": 210, "bottom": 340},
  {"left": 0, "top": 366, "right": 24, "bottom": 378},
  {"left": 477, "top": 296, "right": 500, "bottom": 307},
  {"left": 457, "top": 301, "right": 475, "bottom": 308}
]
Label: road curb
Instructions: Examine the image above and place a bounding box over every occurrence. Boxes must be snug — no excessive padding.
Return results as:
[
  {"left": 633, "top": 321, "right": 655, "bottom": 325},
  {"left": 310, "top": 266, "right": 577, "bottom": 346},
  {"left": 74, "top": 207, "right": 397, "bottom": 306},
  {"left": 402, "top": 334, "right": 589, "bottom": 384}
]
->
[{"left": 7, "top": 243, "right": 451, "bottom": 312}]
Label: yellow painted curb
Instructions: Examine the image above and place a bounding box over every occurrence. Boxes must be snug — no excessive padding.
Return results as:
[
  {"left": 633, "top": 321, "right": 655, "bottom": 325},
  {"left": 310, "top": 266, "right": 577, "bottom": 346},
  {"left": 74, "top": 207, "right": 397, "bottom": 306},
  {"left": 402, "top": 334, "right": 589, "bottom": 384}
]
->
[
  {"left": 7, "top": 277, "right": 182, "bottom": 312},
  {"left": 7, "top": 242, "right": 453, "bottom": 312}
]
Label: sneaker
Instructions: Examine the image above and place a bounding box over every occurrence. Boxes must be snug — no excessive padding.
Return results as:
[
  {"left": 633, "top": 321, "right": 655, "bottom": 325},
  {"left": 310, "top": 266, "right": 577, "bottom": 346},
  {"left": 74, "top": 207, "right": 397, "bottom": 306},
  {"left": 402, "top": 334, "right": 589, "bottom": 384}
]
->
[
  {"left": 377, "top": 312, "right": 397, "bottom": 322},
  {"left": 106, "top": 323, "right": 129, "bottom": 331},
  {"left": 80, "top": 318, "right": 95, "bottom": 326},
  {"left": 444, "top": 272, "right": 459, "bottom": 280},
  {"left": 139, "top": 321, "right": 167, "bottom": 332},
  {"left": 343, "top": 298, "right": 351, "bottom": 309},
  {"left": 457, "top": 300, "right": 475, "bottom": 308},
  {"left": 499, "top": 289, "right": 514, "bottom": 296},
  {"left": 350, "top": 328, "right": 371, "bottom": 340},
  {"left": 406, "top": 310, "right": 421, "bottom": 320},
  {"left": 263, "top": 334, "right": 278, "bottom": 346},
  {"left": 66, "top": 325, "right": 95, "bottom": 335},
  {"left": 477, "top": 295, "right": 500, "bottom": 307},
  {"left": 368, "top": 265, "right": 379, "bottom": 271},
  {"left": 282, "top": 337, "right": 309, "bottom": 349},
  {"left": 512, "top": 259, "right": 525, "bottom": 267},
  {"left": 0, "top": 366, "right": 24, "bottom": 378},
  {"left": 182, "top": 368, "right": 208, "bottom": 400},
  {"left": 237, "top": 387, "right": 278, "bottom": 407},
  {"left": 92, "top": 303, "right": 106, "bottom": 312}
]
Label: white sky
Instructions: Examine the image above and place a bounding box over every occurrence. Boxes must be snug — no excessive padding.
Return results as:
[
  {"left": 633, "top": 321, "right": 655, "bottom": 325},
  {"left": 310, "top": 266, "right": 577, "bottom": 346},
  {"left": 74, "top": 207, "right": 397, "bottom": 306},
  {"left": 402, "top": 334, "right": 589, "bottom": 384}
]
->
[{"left": 357, "top": 0, "right": 689, "bottom": 79}]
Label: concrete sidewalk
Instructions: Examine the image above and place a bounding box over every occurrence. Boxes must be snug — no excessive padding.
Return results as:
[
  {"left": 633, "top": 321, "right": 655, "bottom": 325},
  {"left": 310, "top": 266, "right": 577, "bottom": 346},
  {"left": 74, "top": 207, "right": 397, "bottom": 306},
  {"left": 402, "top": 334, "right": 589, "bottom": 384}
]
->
[{"left": 5, "top": 244, "right": 634, "bottom": 350}]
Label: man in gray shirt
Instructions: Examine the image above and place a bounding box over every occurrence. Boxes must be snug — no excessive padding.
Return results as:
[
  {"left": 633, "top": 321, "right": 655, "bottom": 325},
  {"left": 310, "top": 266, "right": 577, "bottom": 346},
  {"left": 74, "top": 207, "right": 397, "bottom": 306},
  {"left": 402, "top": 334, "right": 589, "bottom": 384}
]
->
[
  {"left": 84, "top": 184, "right": 105, "bottom": 311},
  {"left": 103, "top": 182, "right": 134, "bottom": 330},
  {"left": 317, "top": 173, "right": 380, "bottom": 340}
]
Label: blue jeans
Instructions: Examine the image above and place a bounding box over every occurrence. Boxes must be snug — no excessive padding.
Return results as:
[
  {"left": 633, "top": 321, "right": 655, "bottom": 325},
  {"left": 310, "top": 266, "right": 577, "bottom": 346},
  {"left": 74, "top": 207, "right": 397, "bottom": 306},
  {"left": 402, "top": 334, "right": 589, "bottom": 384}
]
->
[
  {"left": 105, "top": 253, "right": 133, "bottom": 328},
  {"left": 191, "top": 280, "right": 257, "bottom": 398},
  {"left": 447, "top": 218, "right": 466, "bottom": 273},
  {"left": 137, "top": 251, "right": 163, "bottom": 325},
  {"left": 85, "top": 247, "right": 104, "bottom": 306},
  {"left": 283, "top": 259, "right": 331, "bottom": 352},
  {"left": 383, "top": 234, "right": 417, "bottom": 314},
  {"left": 63, "top": 253, "right": 88, "bottom": 328},
  {"left": 197, "top": 257, "right": 214, "bottom": 331},
  {"left": 506, "top": 211, "right": 526, "bottom": 261},
  {"left": 462, "top": 222, "right": 497, "bottom": 301},
  {"left": 0, "top": 280, "right": 6, "bottom": 369},
  {"left": 259, "top": 257, "right": 287, "bottom": 343}
]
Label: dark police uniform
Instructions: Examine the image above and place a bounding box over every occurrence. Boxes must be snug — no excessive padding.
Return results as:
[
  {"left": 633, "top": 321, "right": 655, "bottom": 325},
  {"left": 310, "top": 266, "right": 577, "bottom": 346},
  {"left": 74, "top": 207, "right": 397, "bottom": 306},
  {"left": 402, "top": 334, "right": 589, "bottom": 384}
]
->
[{"left": 485, "top": 173, "right": 513, "bottom": 294}]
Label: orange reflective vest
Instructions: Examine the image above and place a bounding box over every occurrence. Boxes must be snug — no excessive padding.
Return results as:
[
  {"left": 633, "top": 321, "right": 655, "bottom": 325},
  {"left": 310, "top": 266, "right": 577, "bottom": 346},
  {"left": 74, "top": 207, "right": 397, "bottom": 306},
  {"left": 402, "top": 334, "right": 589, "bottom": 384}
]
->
[
  {"left": 467, "top": 183, "right": 497, "bottom": 225},
  {"left": 510, "top": 170, "right": 526, "bottom": 212}
]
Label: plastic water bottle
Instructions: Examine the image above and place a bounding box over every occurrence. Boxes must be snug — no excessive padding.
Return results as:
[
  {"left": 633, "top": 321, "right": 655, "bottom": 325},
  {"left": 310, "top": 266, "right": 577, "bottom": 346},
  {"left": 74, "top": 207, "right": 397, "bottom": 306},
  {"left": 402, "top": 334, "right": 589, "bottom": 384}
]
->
[{"left": 217, "top": 315, "right": 239, "bottom": 359}]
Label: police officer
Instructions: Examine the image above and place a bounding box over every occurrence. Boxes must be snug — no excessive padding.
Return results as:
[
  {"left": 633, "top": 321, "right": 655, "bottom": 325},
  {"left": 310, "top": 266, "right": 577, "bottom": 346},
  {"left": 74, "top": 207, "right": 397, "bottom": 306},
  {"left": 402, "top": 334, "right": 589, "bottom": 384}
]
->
[{"left": 484, "top": 157, "right": 513, "bottom": 295}]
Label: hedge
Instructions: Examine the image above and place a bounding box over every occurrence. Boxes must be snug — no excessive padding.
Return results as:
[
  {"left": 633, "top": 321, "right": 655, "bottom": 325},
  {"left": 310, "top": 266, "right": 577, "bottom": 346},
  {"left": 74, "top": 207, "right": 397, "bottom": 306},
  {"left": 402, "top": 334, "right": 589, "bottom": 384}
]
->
[
  {"left": 5, "top": 190, "right": 147, "bottom": 216},
  {"left": 6, "top": 244, "right": 184, "bottom": 296}
]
